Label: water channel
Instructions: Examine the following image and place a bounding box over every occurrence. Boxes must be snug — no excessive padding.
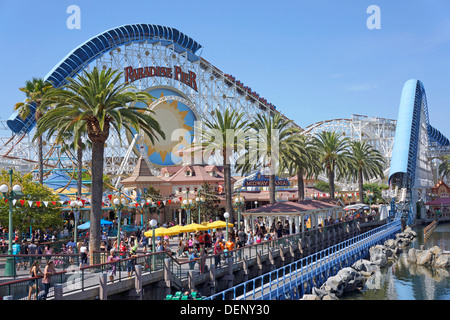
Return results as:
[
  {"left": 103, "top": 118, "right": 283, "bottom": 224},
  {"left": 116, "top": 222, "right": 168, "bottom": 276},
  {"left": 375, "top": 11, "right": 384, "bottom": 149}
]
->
[{"left": 343, "top": 222, "right": 450, "bottom": 300}]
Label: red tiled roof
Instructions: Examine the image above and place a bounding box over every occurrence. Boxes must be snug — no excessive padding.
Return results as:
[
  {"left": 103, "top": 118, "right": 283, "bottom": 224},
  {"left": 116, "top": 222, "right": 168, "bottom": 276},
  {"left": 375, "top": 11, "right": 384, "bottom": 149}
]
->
[
  {"left": 424, "top": 197, "right": 450, "bottom": 206},
  {"left": 244, "top": 199, "right": 339, "bottom": 214}
]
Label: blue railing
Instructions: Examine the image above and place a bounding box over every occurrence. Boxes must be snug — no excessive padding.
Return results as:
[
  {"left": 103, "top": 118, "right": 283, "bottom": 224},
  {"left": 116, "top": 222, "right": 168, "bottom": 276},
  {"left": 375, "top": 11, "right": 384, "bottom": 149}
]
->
[{"left": 207, "top": 219, "right": 401, "bottom": 300}]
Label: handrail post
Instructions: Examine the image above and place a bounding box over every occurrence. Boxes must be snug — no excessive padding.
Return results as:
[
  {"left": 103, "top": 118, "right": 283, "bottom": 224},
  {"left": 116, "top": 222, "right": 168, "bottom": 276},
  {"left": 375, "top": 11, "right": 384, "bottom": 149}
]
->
[
  {"left": 135, "top": 265, "right": 142, "bottom": 300},
  {"left": 54, "top": 283, "right": 64, "bottom": 300},
  {"left": 209, "top": 264, "right": 216, "bottom": 296},
  {"left": 99, "top": 273, "right": 107, "bottom": 300},
  {"left": 188, "top": 270, "right": 195, "bottom": 291}
]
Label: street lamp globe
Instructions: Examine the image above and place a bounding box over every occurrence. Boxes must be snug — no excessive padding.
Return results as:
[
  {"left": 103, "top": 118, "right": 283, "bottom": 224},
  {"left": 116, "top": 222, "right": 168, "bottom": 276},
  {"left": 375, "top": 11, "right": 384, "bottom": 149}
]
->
[
  {"left": 0, "top": 184, "right": 8, "bottom": 193},
  {"left": 113, "top": 198, "right": 120, "bottom": 205},
  {"left": 195, "top": 197, "right": 200, "bottom": 202},
  {"left": 150, "top": 219, "right": 157, "bottom": 228},
  {"left": 182, "top": 199, "right": 188, "bottom": 205},
  {"left": 12, "top": 185, "right": 21, "bottom": 192},
  {"left": 70, "top": 201, "right": 76, "bottom": 207},
  {"left": 77, "top": 200, "right": 83, "bottom": 207},
  {"left": 224, "top": 212, "right": 229, "bottom": 219}
]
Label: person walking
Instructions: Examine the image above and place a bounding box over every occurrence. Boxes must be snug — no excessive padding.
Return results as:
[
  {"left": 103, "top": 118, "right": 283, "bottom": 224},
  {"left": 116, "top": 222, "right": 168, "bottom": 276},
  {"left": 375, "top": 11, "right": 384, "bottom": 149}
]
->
[
  {"left": 12, "top": 240, "right": 21, "bottom": 271},
  {"left": 79, "top": 242, "right": 89, "bottom": 267},
  {"left": 28, "top": 260, "right": 44, "bottom": 300},
  {"left": 107, "top": 249, "right": 119, "bottom": 283},
  {"left": 198, "top": 245, "right": 207, "bottom": 274},
  {"left": 19, "top": 240, "right": 29, "bottom": 271},
  {"left": 188, "top": 248, "right": 197, "bottom": 270},
  {"left": 42, "top": 260, "right": 56, "bottom": 300},
  {"left": 213, "top": 238, "right": 223, "bottom": 268}
]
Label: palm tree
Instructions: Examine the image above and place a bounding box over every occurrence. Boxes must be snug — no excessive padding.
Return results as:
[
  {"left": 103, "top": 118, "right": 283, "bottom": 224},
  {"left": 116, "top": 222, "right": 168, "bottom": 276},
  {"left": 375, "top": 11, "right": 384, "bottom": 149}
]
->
[
  {"left": 248, "top": 113, "right": 300, "bottom": 204},
  {"left": 14, "top": 78, "right": 53, "bottom": 184},
  {"left": 281, "top": 134, "right": 321, "bottom": 201},
  {"left": 438, "top": 155, "right": 450, "bottom": 180},
  {"left": 59, "top": 129, "right": 91, "bottom": 199},
  {"left": 348, "top": 140, "right": 385, "bottom": 203},
  {"left": 197, "top": 108, "right": 249, "bottom": 215},
  {"left": 311, "top": 131, "right": 351, "bottom": 199},
  {"left": 36, "top": 67, "right": 165, "bottom": 252}
]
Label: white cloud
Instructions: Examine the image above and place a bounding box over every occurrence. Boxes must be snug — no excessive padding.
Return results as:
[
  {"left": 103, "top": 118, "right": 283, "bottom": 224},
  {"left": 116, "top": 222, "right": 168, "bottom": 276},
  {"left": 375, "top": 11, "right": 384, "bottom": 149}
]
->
[
  {"left": 343, "top": 83, "right": 378, "bottom": 92},
  {"left": 329, "top": 71, "right": 356, "bottom": 78}
]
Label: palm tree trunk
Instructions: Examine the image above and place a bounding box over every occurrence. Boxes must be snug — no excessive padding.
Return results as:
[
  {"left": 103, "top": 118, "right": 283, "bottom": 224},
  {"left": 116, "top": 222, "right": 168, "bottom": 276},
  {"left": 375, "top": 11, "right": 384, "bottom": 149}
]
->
[
  {"left": 38, "top": 135, "right": 44, "bottom": 185},
  {"left": 35, "top": 111, "right": 44, "bottom": 185},
  {"left": 269, "top": 174, "right": 276, "bottom": 204},
  {"left": 358, "top": 168, "right": 364, "bottom": 203},
  {"left": 77, "top": 138, "right": 83, "bottom": 200},
  {"left": 223, "top": 161, "right": 233, "bottom": 219},
  {"left": 89, "top": 140, "right": 104, "bottom": 262},
  {"left": 297, "top": 166, "right": 305, "bottom": 201},
  {"left": 328, "top": 167, "right": 335, "bottom": 199}
]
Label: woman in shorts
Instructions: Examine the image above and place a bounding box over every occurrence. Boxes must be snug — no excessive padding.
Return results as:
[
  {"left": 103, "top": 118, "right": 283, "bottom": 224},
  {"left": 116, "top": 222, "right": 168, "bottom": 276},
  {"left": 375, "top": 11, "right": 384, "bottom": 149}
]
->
[
  {"left": 107, "top": 249, "right": 119, "bottom": 282},
  {"left": 28, "top": 260, "right": 43, "bottom": 300},
  {"left": 79, "top": 242, "right": 88, "bottom": 267}
]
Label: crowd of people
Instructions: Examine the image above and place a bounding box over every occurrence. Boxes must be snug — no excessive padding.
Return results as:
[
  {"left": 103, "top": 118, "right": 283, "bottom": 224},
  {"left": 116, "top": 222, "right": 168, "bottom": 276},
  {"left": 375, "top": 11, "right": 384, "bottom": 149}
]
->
[{"left": 1, "top": 210, "right": 373, "bottom": 300}]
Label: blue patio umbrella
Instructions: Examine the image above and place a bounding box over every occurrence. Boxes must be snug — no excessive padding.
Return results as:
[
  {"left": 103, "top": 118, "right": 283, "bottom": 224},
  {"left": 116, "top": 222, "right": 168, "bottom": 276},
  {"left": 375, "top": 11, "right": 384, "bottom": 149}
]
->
[{"left": 77, "top": 219, "right": 113, "bottom": 230}]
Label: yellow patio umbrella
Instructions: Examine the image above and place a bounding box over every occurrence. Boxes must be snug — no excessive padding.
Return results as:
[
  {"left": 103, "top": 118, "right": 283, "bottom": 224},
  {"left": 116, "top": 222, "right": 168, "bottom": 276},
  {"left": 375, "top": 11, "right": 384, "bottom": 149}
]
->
[
  {"left": 144, "top": 227, "right": 174, "bottom": 238},
  {"left": 207, "top": 220, "right": 234, "bottom": 229},
  {"left": 166, "top": 225, "right": 187, "bottom": 235},
  {"left": 181, "top": 223, "right": 210, "bottom": 233}
]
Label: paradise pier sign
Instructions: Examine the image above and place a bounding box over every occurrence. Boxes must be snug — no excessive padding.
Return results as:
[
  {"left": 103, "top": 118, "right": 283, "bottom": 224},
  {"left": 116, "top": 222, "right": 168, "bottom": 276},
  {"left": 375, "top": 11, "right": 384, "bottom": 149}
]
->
[{"left": 124, "top": 65, "right": 198, "bottom": 92}]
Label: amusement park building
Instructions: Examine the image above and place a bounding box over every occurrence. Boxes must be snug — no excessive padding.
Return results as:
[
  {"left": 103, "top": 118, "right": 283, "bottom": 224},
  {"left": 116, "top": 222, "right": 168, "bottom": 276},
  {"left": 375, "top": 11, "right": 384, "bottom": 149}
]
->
[{"left": 1, "top": 23, "right": 449, "bottom": 226}]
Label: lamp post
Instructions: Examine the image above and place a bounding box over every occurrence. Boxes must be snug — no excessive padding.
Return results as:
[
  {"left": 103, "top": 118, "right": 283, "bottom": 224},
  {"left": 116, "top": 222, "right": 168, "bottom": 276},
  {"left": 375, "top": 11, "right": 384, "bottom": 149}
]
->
[
  {"left": 234, "top": 192, "right": 244, "bottom": 230},
  {"left": 182, "top": 198, "right": 193, "bottom": 224},
  {"left": 70, "top": 199, "right": 83, "bottom": 252},
  {"left": 223, "top": 211, "right": 230, "bottom": 243},
  {"left": 0, "top": 169, "right": 23, "bottom": 277},
  {"left": 139, "top": 199, "right": 146, "bottom": 228},
  {"left": 150, "top": 218, "right": 157, "bottom": 252},
  {"left": 195, "top": 192, "right": 205, "bottom": 223},
  {"left": 150, "top": 218, "right": 157, "bottom": 269},
  {"left": 113, "top": 190, "right": 126, "bottom": 250},
  {"left": 367, "top": 191, "right": 374, "bottom": 208}
]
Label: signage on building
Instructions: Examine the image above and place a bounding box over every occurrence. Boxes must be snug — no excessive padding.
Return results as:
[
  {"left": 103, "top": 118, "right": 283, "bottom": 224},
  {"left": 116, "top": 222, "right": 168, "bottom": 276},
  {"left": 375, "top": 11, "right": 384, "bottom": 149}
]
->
[
  {"left": 243, "top": 172, "right": 290, "bottom": 187},
  {"left": 124, "top": 65, "right": 198, "bottom": 92}
]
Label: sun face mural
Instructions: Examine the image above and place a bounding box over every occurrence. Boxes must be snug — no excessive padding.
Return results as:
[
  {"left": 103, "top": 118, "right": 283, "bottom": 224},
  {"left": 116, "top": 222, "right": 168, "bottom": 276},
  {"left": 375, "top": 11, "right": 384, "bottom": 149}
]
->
[{"left": 130, "top": 87, "right": 197, "bottom": 167}]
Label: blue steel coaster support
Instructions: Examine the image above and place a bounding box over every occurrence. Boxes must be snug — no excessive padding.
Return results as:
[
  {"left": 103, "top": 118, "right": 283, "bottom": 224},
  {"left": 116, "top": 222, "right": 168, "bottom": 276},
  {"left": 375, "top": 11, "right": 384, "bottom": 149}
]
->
[{"left": 207, "top": 219, "right": 402, "bottom": 301}]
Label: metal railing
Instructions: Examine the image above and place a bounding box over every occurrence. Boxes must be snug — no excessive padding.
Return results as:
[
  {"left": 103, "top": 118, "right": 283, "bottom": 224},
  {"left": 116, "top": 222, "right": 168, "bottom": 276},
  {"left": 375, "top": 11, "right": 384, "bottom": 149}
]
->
[
  {"left": 206, "top": 219, "right": 401, "bottom": 300},
  {"left": 0, "top": 217, "right": 364, "bottom": 299},
  {"left": 168, "top": 218, "right": 361, "bottom": 279},
  {"left": 0, "top": 250, "right": 169, "bottom": 300}
]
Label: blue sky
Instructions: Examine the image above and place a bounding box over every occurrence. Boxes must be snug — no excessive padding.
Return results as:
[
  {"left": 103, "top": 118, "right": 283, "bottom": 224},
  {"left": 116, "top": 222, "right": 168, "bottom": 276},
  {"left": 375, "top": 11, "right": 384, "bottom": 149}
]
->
[{"left": 1, "top": 0, "right": 449, "bottom": 138}]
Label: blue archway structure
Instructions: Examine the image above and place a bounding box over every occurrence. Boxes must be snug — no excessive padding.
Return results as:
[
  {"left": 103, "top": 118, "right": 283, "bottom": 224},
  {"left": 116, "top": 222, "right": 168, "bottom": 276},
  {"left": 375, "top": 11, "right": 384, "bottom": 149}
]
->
[
  {"left": 7, "top": 24, "right": 202, "bottom": 134},
  {"left": 388, "top": 79, "right": 449, "bottom": 223},
  {"left": 388, "top": 79, "right": 449, "bottom": 189}
]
